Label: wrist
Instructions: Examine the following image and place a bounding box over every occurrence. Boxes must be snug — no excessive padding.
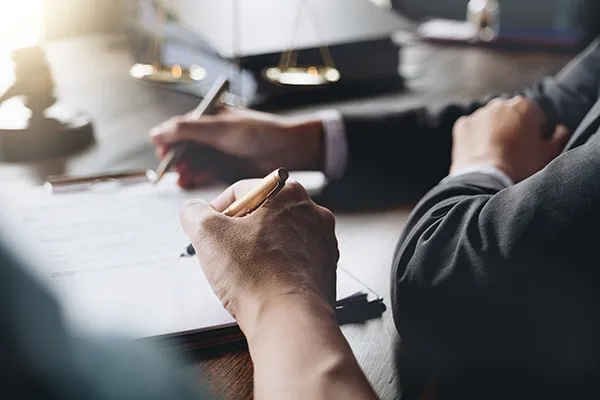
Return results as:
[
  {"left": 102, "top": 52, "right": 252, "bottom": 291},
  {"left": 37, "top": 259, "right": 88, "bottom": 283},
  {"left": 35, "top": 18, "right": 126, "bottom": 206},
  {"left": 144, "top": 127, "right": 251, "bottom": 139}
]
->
[
  {"left": 236, "top": 292, "right": 334, "bottom": 340},
  {"left": 282, "top": 116, "right": 325, "bottom": 172},
  {"left": 451, "top": 158, "right": 516, "bottom": 182}
]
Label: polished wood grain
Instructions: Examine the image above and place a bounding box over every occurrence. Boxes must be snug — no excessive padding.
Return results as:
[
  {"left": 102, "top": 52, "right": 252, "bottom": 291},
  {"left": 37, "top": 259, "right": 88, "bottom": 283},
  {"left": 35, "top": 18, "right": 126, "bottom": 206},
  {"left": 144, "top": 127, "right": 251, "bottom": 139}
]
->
[{"left": 0, "top": 34, "right": 572, "bottom": 399}]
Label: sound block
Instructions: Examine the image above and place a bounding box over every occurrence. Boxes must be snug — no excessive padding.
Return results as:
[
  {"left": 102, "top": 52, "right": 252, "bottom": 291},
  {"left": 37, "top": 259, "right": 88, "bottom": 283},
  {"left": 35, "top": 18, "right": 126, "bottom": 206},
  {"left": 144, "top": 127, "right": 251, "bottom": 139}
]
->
[{"left": 0, "top": 98, "right": 95, "bottom": 163}]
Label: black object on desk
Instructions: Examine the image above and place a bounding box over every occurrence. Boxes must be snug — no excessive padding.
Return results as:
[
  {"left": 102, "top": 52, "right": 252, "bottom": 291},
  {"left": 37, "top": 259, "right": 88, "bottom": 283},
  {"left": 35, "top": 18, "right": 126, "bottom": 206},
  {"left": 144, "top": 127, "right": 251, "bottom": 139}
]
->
[
  {"left": 175, "top": 292, "right": 387, "bottom": 352},
  {"left": 127, "top": 0, "right": 410, "bottom": 107}
]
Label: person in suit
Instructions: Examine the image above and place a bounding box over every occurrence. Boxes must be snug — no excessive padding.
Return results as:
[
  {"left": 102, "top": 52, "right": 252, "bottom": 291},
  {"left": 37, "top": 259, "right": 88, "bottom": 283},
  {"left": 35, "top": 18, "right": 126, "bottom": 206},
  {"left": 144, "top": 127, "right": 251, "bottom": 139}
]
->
[
  {"left": 151, "top": 36, "right": 600, "bottom": 398},
  {"left": 0, "top": 181, "right": 376, "bottom": 399}
]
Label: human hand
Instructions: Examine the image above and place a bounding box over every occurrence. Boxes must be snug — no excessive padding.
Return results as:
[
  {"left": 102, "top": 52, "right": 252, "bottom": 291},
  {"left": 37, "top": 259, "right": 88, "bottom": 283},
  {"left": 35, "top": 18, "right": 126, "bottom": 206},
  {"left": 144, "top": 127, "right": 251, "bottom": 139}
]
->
[
  {"left": 151, "top": 107, "right": 325, "bottom": 188},
  {"left": 180, "top": 180, "right": 377, "bottom": 400},
  {"left": 450, "top": 96, "right": 571, "bottom": 183},
  {"left": 179, "top": 179, "right": 338, "bottom": 330}
]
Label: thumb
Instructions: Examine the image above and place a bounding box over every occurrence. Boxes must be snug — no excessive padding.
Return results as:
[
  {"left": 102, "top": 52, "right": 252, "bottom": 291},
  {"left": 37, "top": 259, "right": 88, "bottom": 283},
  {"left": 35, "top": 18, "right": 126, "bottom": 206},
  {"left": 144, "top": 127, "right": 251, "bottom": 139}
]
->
[
  {"left": 550, "top": 124, "right": 571, "bottom": 152},
  {"left": 179, "top": 199, "right": 222, "bottom": 243}
]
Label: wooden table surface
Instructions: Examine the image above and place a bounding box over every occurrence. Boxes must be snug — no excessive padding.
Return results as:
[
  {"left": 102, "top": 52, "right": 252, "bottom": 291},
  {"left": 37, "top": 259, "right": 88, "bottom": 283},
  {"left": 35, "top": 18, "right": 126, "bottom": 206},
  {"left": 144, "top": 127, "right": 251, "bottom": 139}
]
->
[{"left": 0, "top": 35, "right": 572, "bottom": 399}]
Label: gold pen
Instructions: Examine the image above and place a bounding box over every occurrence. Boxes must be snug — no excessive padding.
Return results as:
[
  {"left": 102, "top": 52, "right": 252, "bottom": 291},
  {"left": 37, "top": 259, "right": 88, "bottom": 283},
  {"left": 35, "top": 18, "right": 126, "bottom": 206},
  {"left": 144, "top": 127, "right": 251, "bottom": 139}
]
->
[
  {"left": 181, "top": 168, "right": 289, "bottom": 257},
  {"left": 153, "top": 75, "right": 231, "bottom": 184}
]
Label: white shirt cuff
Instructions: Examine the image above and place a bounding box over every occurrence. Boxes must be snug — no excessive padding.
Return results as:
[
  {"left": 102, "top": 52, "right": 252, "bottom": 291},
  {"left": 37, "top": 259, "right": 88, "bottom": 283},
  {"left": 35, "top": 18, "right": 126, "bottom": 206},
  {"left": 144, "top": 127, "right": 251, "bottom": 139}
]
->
[
  {"left": 445, "top": 164, "right": 514, "bottom": 188},
  {"left": 317, "top": 109, "right": 348, "bottom": 181}
]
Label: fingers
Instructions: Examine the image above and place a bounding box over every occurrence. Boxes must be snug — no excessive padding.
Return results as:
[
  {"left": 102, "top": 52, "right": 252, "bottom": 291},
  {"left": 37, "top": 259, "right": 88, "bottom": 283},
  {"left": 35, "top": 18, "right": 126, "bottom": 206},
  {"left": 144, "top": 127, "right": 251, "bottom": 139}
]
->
[
  {"left": 551, "top": 124, "right": 572, "bottom": 151},
  {"left": 506, "top": 95, "right": 526, "bottom": 106},
  {"left": 176, "top": 160, "right": 217, "bottom": 189},
  {"left": 177, "top": 171, "right": 217, "bottom": 189},
  {"left": 211, "top": 179, "right": 263, "bottom": 212},
  {"left": 150, "top": 115, "right": 225, "bottom": 149},
  {"left": 173, "top": 158, "right": 217, "bottom": 189},
  {"left": 268, "top": 180, "right": 311, "bottom": 205},
  {"left": 180, "top": 199, "right": 223, "bottom": 243},
  {"left": 487, "top": 97, "right": 506, "bottom": 108},
  {"left": 212, "top": 179, "right": 313, "bottom": 213}
]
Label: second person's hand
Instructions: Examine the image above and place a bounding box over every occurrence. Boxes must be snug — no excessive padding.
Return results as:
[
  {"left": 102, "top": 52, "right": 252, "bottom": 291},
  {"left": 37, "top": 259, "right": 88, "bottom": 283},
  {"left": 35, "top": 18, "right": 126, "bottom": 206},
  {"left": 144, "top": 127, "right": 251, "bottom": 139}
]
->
[
  {"left": 150, "top": 107, "right": 326, "bottom": 188},
  {"left": 450, "top": 96, "right": 571, "bottom": 183}
]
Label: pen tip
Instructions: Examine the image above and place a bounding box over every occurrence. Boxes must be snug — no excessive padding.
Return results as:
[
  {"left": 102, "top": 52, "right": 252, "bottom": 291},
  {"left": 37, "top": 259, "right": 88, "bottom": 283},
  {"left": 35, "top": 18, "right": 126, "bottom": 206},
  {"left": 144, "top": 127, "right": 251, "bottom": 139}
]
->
[{"left": 152, "top": 173, "right": 164, "bottom": 185}]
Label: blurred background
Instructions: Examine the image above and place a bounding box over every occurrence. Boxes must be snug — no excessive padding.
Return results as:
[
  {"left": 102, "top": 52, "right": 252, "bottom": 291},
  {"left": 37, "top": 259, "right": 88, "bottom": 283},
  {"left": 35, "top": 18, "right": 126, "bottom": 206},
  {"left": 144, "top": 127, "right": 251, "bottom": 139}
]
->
[
  {"left": 7, "top": 1, "right": 596, "bottom": 44},
  {"left": 0, "top": 0, "right": 598, "bottom": 185},
  {"left": 1, "top": 1, "right": 597, "bottom": 57},
  {"left": 1, "top": 0, "right": 597, "bottom": 98}
]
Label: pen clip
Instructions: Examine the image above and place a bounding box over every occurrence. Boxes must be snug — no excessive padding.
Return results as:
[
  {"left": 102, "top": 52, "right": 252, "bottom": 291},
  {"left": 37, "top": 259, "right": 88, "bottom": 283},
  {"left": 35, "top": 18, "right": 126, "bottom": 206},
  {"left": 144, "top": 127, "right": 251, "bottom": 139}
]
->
[{"left": 246, "top": 179, "right": 286, "bottom": 215}]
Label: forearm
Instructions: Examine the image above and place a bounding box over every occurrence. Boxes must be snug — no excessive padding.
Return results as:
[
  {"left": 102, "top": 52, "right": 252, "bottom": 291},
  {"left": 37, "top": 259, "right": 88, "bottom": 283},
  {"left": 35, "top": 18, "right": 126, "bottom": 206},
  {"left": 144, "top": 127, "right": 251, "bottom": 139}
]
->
[{"left": 241, "top": 294, "right": 377, "bottom": 400}]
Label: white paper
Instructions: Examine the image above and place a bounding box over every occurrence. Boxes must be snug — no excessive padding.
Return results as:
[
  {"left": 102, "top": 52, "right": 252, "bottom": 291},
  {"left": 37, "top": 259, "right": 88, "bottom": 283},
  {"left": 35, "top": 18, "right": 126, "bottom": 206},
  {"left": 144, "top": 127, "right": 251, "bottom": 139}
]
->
[{"left": 5, "top": 172, "right": 363, "bottom": 340}]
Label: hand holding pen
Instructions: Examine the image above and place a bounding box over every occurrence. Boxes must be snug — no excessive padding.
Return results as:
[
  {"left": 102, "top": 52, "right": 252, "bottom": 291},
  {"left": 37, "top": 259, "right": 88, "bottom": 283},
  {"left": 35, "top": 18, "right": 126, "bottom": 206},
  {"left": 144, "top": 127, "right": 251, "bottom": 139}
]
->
[
  {"left": 179, "top": 175, "right": 339, "bottom": 313},
  {"left": 149, "top": 84, "right": 325, "bottom": 189},
  {"left": 153, "top": 75, "right": 231, "bottom": 185},
  {"left": 181, "top": 168, "right": 289, "bottom": 257}
]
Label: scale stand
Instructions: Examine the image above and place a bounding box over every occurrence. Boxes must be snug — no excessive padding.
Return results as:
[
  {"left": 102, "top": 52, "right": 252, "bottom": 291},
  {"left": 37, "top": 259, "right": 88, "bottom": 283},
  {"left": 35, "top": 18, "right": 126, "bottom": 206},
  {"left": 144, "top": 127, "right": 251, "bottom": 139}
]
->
[{"left": 262, "top": 0, "right": 341, "bottom": 87}]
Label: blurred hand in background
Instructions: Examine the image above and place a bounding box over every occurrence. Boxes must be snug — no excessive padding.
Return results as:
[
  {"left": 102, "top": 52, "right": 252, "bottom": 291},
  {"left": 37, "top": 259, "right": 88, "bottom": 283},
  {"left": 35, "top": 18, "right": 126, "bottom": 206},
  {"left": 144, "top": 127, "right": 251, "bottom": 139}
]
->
[{"left": 150, "top": 108, "right": 325, "bottom": 188}]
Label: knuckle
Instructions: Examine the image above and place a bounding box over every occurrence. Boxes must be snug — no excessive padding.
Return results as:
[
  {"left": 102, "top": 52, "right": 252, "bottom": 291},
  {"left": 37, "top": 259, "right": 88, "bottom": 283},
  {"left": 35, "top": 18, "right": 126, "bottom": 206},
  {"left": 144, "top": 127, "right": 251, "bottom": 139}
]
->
[
  {"left": 172, "top": 119, "right": 189, "bottom": 133},
  {"left": 453, "top": 117, "right": 468, "bottom": 135},
  {"left": 487, "top": 98, "right": 504, "bottom": 107},
  {"left": 283, "top": 181, "right": 309, "bottom": 201},
  {"left": 318, "top": 206, "right": 336, "bottom": 226},
  {"left": 455, "top": 116, "right": 467, "bottom": 125},
  {"left": 507, "top": 95, "right": 530, "bottom": 111},
  {"left": 286, "top": 180, "right": 305, "bottom": 192}
]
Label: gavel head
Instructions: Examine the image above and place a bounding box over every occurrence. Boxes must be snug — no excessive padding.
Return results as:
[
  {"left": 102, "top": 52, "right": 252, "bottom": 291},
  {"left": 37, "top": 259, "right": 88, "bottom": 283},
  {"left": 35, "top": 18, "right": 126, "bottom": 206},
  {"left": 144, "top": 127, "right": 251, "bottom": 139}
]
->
[{"left": 4, "top": 46, "right": 56, "bottom": 115}]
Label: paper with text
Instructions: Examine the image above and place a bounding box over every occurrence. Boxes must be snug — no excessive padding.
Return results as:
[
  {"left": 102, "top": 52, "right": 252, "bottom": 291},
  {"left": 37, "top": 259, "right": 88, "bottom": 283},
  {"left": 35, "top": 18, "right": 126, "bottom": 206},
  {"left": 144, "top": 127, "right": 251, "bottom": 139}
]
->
[{"left": 5, "top": 172, "right": 360, "bottom": 339}]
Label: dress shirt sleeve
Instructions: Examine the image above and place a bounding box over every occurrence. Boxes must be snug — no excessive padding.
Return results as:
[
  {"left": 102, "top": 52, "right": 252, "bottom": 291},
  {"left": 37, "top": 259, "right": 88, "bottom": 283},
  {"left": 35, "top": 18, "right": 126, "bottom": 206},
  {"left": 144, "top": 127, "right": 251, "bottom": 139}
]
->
[
  {"left": 442, "top": 164, "right": 514, "bottom": 188},
  {"left": 317, "top": 109, "right": 349, "bottom": 181}
]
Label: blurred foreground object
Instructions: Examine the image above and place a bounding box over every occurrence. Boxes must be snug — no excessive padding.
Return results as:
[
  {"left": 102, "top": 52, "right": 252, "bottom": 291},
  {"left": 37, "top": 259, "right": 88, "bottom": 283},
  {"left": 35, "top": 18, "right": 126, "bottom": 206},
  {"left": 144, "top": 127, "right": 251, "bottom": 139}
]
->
[{"left": 0, "top": 46, "right": 95, "bottom": 168}]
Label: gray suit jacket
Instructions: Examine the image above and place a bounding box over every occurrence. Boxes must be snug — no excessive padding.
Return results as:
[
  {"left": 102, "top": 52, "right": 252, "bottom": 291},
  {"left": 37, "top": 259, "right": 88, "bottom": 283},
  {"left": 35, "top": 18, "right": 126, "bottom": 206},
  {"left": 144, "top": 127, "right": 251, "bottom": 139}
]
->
[{"left": 389, "top": 38, "right": 600, "bottom": 399}]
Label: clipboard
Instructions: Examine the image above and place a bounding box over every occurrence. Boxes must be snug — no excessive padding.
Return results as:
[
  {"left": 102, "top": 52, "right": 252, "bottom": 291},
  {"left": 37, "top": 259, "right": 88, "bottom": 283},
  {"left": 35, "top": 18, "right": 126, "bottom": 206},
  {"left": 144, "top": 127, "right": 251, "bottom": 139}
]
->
[
  {"left": 44, "top": 169, "right": 157, "bottom": 193},
  {"left": 8, "top": 170, "right": 385, "bottom": 350}
]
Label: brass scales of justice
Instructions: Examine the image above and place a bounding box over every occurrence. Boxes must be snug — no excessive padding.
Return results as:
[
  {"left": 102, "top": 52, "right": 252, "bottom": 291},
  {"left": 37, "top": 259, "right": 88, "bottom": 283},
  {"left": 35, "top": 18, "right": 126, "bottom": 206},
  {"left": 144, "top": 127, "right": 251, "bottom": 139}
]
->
[{"left": 128, "top": 0, "right": 341, "bottom": 88}]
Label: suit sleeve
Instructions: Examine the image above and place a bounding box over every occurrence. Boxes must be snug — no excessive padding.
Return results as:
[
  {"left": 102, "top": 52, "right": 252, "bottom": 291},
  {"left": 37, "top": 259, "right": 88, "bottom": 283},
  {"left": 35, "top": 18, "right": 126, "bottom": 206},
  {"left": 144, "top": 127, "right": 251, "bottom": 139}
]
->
[
  {"left": 391, "top": 133, "right": 600, "bottom": 391},
  {"left": 317, "top": 37, "right": 600, "bottom": 211}
]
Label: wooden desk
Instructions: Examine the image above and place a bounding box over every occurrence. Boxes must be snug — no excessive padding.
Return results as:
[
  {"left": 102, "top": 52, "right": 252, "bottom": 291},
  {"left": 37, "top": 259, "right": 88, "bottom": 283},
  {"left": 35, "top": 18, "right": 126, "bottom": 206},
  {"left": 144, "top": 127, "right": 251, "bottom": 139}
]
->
[{"left": 0, "top": 35, "right": 571, "bottom": 399}]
